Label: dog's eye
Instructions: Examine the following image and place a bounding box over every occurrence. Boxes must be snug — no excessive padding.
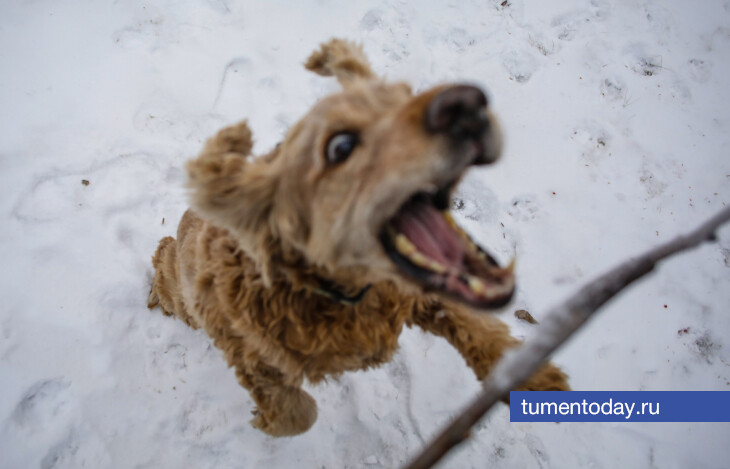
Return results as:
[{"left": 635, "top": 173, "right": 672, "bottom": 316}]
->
[{"left": 325, "top": 132, "right": 359, "bottom": 165}]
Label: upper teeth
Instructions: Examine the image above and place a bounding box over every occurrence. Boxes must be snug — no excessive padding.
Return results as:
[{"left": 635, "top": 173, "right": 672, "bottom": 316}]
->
[
  {"left": 394, "top": 233, "right": 417, "bottom": 256},
  {"left": 442, "top": 211, "right": 485, "bottom": 259},
  {"left": 394, "top": 233, "right": 447, "bottom": 273}
]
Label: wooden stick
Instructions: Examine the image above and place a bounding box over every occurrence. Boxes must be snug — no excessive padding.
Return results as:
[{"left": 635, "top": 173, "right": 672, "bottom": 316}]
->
[{"left": 404, "top": 206, "right": 730, "bottom": 469}]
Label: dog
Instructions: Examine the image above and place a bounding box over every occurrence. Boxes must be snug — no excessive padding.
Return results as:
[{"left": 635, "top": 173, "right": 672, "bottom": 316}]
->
[{"left": 148, "top": 39, "right": 569, "bottom": 437}]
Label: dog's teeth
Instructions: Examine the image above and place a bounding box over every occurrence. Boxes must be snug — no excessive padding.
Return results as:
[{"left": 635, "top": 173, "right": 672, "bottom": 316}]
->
[
  {"left": 505, "top": 258, "right": 516, "bottom": 273},
  {"left": 427, "top": 259, "right": 447, "bottom": 273},
  {"left": 442, "top": 212, "right": 498, "bottom": 262},
  {"left": 467, "top": 276, "right": 487, "bottom": 296},
  {"left": 409, "top": 251, "right": 429, "bottom": 268},
  {"left": 442, "top": 211, "right": 459, "bottom": 230},
  {"left": 442, "top": 211, "right": 466, "bottom": 236},
  {"left": 467, "top": 239, "right": 482, "bottom": 256},
  {"left": 410, "top": 251, "right": 447, "bottom": 273},
  {"left": 442, "top": 212, "right": 472, "bottom": 241},
  {"left": 395, "top": 233, "right": 447, "bottom": 273},
  {"left": 395, "top": 234, "right": 416, "bottom": 256}
]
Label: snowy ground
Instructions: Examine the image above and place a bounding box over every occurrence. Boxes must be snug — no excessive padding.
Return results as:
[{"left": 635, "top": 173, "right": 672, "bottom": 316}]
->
[{"left": 1, "top": 0, "right": 729, "bottom": 468}]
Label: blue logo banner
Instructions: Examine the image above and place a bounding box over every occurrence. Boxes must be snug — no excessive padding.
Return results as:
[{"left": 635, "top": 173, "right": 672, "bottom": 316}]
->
[{"left": 509, "top": 391, "right": 730, "bottom": 422}]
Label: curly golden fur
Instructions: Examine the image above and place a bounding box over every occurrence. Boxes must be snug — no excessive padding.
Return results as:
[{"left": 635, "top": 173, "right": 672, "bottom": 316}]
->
[{"left": 148, "top": 39, "right": 569, "bottom": 437}]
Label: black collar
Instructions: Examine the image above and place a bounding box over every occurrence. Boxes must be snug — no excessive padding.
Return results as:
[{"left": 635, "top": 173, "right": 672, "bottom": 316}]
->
[{"left": 311, "top": 276, "right": 372, "bottom": 306}]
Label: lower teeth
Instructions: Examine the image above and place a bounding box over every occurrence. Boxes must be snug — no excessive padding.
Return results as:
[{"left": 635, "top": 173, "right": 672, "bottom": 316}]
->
[{"left": 467, "top": 276, "right": 487, "bottom": 295}]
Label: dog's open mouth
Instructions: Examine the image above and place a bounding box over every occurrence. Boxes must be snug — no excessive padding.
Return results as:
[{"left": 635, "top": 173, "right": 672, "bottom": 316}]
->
[{"left": 380, "top": 187, "right": 515, "bottom": 308}]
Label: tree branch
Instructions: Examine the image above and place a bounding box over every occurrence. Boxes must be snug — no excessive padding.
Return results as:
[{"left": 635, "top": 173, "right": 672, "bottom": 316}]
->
[{"left": 404, "top": 206, "right": 730, "bottom": 469}]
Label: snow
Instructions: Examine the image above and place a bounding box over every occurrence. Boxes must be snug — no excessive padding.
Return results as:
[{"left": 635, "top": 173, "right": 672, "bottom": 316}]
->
[{"left": 1, "top": 0, "right": 729, "bottom": 468}]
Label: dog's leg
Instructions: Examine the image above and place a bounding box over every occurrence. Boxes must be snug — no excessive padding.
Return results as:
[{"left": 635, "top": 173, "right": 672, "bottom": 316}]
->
[
  {"left": 412, "top": 302, "right": 569, "bottom": 392},
  {"left": 234, "top": 362, "right": 317, "bottom": 437},
  {"left": 148, "top": 236, "right": 199, "bottom": 329}
]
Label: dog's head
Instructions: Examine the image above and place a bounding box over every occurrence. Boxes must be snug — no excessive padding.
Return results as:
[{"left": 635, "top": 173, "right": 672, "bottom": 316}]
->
[{"left": 189, "top": 39, "right": 514, "bottom": 308}]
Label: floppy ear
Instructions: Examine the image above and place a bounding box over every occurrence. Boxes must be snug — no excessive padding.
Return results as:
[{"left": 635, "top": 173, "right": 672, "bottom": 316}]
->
[
  {"left": 187, "top": 120, "right": 279, "bottom": 255},
  {"left": 305, "top": 38, "right": 376, "bottom": 86}
]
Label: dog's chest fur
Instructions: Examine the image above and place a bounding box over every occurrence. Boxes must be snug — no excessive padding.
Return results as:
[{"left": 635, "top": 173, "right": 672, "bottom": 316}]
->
[{"left": 180, "top": 214, "right": 416, "bottom": 384}]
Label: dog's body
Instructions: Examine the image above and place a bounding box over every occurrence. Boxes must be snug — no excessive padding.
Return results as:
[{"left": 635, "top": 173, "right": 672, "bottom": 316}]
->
[{"left": 148, "top": 39, "right": 569, "bottom": 436}]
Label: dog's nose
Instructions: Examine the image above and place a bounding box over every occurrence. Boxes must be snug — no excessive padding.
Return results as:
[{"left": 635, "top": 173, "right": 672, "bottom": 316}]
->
[{"left": 425, "top": 85, "right": 489, "bottom": 137}]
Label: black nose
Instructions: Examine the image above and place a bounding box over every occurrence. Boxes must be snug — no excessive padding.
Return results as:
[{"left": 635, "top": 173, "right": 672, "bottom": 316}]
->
[{"left": 425, "top": 85, "right": 489, "bottom": 136}]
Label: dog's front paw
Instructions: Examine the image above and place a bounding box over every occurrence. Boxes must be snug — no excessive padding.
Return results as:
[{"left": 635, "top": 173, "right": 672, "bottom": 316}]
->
[
  {"left": 203, "top": 120, "right": 254, "bottom": 156},
  {"left": 516, "top": 362, "right": 570, "bottom": 392},
  {"left": 500, "top": 362, "right": 569, "bottom": 404},
  {"left": 187, "top": 151, "right": 246, "bottom": 185}
]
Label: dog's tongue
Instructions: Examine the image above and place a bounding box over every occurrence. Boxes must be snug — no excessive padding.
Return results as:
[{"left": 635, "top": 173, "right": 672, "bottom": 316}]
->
[
  {"left": 384, "top": 194, "right": 515, "bottom": 307},
  {"left": 389, "top": 197, "right": 467, "bottom": 271}
]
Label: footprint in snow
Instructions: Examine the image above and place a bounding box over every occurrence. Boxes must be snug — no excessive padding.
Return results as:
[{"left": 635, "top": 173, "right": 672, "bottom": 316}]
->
[
  {"left": 570, "top": 122, "right": 611, "bottom": 166},
  {"left": 12, "top": 152, "right": 168, "bottom": 223},
  {"left": 524, "top": 433, "right": 551, "bottom": 469},
  {"left": 507, "top": 195, "right": 540, "bottom": 222},
  {"left": 550, "top": 5, "right": 609, "bottom": 43},
  {"left": 212, "top": 57, "right": 253, "bottom": 112},
  {"left": 623, "top": 43, "right": 664, "bottom": 77},
  {"left": 112, "top": 16, "right": 165, "bottom": 50},
  {"left": 447, "top": 27, "right": 475, "bottom": 53},
  {"left": 686, "top": 58, "right": 712, "bottom": 84},
  {"left": 528, "top": 34, "right": 558, "bottom": 57},
  {"left": 451, "top": 185, "right": 499, "bottom": 223},
  {"left": 643, "top": 3, "right": 675, "bottom": 43},
  {"left": 360, "top": 9, "right": 384, "bottom": 32},
  {"left": 12, "top": 378, "right": 72, "bottom": 431},
  {"left": 501, "top": 48, "right": 537, "bottom": 83},
  {"left": 599, "top": 76, "right": 627, "bottom": 102},
  {"left": 639, "top": 162, "right": 668, "bottom": 200},
  {"left": 690, "top": 331, "right": 722, "bottom": 365},
  {"left": 40, "top": 428, "right": 79, "bottom": 469},
  {"left": 720, "top": 242, "right": 730, "bottom": 268}
]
